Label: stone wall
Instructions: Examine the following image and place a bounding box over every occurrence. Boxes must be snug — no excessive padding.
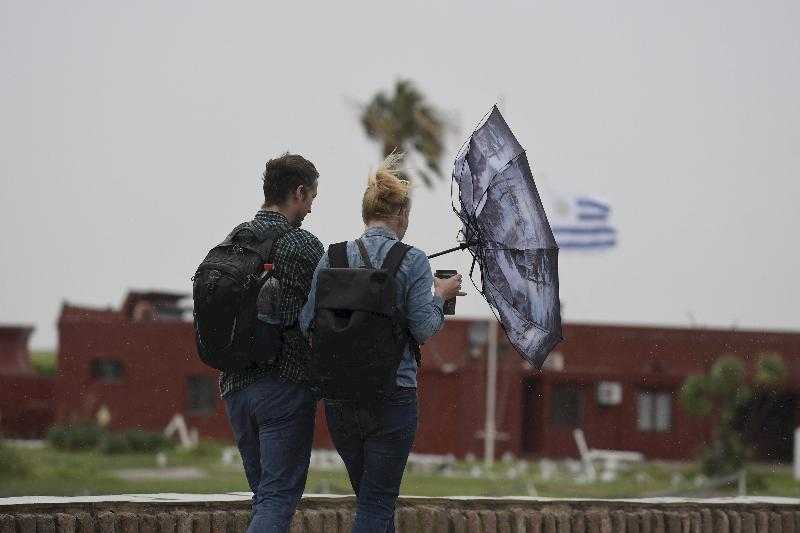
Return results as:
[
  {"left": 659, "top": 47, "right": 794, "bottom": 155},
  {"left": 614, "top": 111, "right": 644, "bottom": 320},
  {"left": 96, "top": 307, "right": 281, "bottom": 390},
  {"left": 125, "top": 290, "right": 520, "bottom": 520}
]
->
[{"left": 1, "top": 494, "right": 799, "bottom": 532}]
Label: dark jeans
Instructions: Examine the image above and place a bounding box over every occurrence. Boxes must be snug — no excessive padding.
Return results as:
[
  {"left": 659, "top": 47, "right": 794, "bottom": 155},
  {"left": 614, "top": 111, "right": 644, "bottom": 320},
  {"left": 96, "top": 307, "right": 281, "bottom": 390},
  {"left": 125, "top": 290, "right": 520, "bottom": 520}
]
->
[
  {"left": 224, "top": 374, "right": 317, "bottom": 533},
  {"left": 325, "top": 388, "right": 418, "bottom": 533}
]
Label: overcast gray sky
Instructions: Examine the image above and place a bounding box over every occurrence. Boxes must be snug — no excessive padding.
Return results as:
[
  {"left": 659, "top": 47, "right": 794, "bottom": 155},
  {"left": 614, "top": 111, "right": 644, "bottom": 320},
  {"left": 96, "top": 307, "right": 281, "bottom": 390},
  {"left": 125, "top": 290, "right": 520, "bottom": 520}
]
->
[{"left": 2, "top": 0, "right": 799, "bottom": 349}]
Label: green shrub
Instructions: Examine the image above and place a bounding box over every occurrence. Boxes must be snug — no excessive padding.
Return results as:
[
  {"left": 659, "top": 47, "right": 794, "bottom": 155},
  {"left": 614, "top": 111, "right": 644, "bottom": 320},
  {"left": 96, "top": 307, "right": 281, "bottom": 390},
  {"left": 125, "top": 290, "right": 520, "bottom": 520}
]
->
[
  {"left": 681, "top": 353, "right": 789, "bottom": 477},
  {"left": 47, "top": 424, "right": 174, "bottom": 454},
  {"left": 47, "top": 423, "right": 104, "bottom": 451},
  {"left": 755, "top": 352, "right": 787, "bottom": 387},
  {"left": 700, "top": 432, "right": 746, "bottom": 477},
  {"left": 30, "top": 351, "right": 57, "bottom": 376},
  {"left": 99, "top": 433, "right": 131, "bottom": 454},
  {"left": 123, "top": 429, "right": 173, "bottom": 453}
]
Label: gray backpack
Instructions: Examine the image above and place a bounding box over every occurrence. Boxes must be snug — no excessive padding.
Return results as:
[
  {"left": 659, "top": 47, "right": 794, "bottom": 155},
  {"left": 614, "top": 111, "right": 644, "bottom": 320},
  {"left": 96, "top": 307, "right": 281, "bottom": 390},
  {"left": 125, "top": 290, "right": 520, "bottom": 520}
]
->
[{"left": 309, "top": 239, "right": 419, "bottom": 401}]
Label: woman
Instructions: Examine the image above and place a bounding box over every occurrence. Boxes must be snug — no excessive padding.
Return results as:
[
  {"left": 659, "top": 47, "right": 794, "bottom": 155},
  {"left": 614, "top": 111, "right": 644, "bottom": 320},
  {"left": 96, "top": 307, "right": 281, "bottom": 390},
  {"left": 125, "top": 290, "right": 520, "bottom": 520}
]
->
[{"left": 299, "top": 153, "right": 463, "bottom": 532}]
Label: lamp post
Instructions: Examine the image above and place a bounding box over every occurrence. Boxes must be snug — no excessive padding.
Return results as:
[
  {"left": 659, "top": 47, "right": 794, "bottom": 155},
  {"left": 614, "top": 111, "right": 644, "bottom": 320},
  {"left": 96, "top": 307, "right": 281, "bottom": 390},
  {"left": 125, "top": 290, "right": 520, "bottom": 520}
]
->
[
  {"left": 794, "top": 426, "right": 800, "bottom": 480},
  {"left": 484, "top": 319, "right": 498, "bottom": 468}
]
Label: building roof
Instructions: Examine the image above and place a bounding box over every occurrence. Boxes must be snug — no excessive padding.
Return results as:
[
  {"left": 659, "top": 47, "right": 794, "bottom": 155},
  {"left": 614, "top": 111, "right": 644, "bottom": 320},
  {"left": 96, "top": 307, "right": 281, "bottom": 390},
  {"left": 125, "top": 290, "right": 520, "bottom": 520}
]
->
[
  {"left": 120, "top": 291, "right": 188, "bottom": 315},
  {"left": 59, "top": 290, "right": 191, "bottom": 324},
  {"left": 0, "top": 324, "right": 34, "bottom": 375}
]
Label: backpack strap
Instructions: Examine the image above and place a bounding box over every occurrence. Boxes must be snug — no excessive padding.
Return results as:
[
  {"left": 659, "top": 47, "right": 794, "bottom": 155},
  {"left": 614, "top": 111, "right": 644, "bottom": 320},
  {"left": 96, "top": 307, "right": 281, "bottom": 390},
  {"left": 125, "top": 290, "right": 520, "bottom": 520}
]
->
[
  {"left": 381, "top": 242, "right": 413, "bottom": 278},
  {"left": 328, "top": 242, "right": 349, "bottom": 268},
  {"left": 355, "top": 239, "right": 374, "bottom": 269},
  {"left": 253, "top": 226, "right": 289, "bottom": 264},
  {"left": 221, "top": 222, "right": 287, "bottom": 264},
  {"left": 380, "top": 242, "right": 422, "bottom": 365},
  {"left": 410, "top": 341, "right": 422, "bottom": 367},
  {"left": 221, "top": 222, "right": 251, "bottom": 245}
]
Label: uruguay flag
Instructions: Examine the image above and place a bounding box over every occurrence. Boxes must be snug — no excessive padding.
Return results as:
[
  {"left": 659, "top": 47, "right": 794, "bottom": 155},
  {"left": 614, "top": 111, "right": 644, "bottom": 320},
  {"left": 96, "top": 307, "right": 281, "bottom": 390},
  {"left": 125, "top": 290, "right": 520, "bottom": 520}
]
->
[{"left": 550, "top": 196, "right": 617, "bottom": 250}]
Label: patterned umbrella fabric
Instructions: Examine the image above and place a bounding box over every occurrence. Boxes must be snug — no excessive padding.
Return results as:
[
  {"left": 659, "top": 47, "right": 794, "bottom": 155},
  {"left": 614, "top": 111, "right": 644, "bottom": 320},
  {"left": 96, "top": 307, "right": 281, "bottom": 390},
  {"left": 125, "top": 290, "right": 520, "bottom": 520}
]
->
[{"left": 451, "top": 106, "right": 562, "bottom": 368}]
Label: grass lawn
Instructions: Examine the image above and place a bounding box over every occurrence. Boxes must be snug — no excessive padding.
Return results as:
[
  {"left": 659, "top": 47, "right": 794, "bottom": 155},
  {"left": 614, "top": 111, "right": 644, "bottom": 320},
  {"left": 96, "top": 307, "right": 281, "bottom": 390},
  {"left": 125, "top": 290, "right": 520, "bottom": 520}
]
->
[
  {"left": 0, "top": 445, "right": 251, "bottom": 497},
  {"left": 2, "top": 441, "right": 798, "bottom": 499}
]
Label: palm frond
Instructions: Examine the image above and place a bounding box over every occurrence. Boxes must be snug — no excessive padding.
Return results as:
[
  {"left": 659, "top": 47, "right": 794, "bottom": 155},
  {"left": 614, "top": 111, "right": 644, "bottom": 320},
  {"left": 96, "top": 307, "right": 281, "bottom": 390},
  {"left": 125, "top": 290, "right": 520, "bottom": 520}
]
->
[{"left": 357, "top": 79, "right": 449, "bottom": 188}]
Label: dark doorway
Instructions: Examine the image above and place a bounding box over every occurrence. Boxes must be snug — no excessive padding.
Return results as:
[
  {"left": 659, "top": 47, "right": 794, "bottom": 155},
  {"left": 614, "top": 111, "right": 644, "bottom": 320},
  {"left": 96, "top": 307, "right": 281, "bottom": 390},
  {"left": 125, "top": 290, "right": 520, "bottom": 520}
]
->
[
  {"left": 521, "top": 378, "right": 543, "bottom": 455},
  {"left": 736, "top": 393, "right": 796, "bottom": 463},
  {"left": 550, "top": 384, "right": 584, "bottom": 428}
]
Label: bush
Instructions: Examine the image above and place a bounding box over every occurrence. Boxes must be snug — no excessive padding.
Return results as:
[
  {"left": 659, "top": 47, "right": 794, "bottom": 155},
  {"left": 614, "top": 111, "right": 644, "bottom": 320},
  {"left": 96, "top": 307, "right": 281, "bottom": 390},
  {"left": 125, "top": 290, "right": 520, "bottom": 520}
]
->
[
  {"left": 700, "top": 434, "right": 746, "bottom": 477},
  {"left": 0, "top": 440, "right": 31, "bottom": 476},
  {"left": 99, "top": 433, "right": 131, "bottom": 455},
  {"left": 680, "top": 353, "right": 789, "bottom": 477},
  {"left": 47, "top": 423, "right": 104, "bottom": 451},
  {"left": 30, "top": 351, "right": 57, "bottom": 376},
  {"left": 46, "top": 424, "right": 174, "bottom": 454},
  {"left": 123, "top": 429, "right": 173, "bottom": 453},
  {"left": 755, "top": 353, "right": 787, "bottom": 387}
]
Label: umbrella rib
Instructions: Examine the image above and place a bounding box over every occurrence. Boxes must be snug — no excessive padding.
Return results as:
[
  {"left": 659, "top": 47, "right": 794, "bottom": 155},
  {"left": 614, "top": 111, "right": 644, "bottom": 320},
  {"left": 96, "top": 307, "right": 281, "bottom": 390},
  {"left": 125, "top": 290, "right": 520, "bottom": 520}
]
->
[
  {"left": 453, "top": 105, "right": 497, "bottom": 161},
  {"left": 467, "top": 260, "right": 561, "bottom": 365},
  {"left": 482, "top": 274, "right": 560, "bottom": 338},
  {"left": 468, "top": 271, "right": 527, "bottom": 362},
  {"left": 472, "top": 251, "right": 558, "bottom": 333},
  {"left": 462, "top": 150, "right": 528, "bottom": 221},
  {"left": 479, "top": 244, "right": 559, "bottom": 252}
]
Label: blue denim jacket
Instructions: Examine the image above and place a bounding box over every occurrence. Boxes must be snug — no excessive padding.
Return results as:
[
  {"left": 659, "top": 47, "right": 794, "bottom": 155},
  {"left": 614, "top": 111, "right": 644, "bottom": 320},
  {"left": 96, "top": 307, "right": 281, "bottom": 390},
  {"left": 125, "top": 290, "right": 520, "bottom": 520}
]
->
[{"left": 299, "top": 227, "right": 445, "bottom": 387}]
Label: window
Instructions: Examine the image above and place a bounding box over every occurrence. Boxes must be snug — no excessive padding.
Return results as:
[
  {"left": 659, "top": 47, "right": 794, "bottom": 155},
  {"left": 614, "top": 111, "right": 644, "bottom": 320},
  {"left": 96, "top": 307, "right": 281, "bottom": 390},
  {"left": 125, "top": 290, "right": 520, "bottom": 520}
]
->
[
  {"left": 550, "top": 384, "right": 583, "bottom": 427},
  {"left": 638, "top": 390, "right": 672, "bottom": 432},
  {"left": 90, "top": 359, "right": 124, "bottom": 382},
  {"left": 187, "top": 376, "right": 216, "bottom": 414}
]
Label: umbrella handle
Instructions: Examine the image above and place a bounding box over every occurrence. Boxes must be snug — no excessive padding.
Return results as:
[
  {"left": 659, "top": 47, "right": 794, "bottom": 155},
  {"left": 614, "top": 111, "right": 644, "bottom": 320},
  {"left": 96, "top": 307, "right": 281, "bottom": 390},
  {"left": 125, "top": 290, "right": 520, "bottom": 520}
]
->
[{"left": 427, "top": 240, "right": 479, "bottom": 259}]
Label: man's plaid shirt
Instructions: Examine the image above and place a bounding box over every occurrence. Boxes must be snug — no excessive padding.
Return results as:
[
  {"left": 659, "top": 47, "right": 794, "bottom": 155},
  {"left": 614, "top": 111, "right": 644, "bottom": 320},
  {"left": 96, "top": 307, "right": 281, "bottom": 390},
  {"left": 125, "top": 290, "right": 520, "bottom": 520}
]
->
[{"left": 219, "top": 210, "right": 324, "bottom": 397}]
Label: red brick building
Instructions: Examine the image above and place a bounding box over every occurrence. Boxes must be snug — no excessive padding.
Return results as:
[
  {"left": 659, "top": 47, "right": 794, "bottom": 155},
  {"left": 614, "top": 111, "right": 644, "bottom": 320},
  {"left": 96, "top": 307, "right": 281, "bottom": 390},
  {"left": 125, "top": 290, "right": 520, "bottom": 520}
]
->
[
  {"left": 54, "top": 292, "right": 222, "bottom": 438},
  {"left": 14, "top": 291, "right": 800, "bottom": 462},
  {"left": 0, "top": 325, "right": 54, "bottom": 438}
]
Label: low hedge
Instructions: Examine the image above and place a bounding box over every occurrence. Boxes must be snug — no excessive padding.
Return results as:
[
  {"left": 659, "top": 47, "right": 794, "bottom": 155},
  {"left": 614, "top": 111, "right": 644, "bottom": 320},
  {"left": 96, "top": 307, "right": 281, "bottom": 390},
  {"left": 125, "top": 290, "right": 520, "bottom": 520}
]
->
[
  {"left": 47, "top": 424, "right": 174, "bottom": 454},
  {"left": 47, "top": 423, "right": 104, "bottom": 451}
]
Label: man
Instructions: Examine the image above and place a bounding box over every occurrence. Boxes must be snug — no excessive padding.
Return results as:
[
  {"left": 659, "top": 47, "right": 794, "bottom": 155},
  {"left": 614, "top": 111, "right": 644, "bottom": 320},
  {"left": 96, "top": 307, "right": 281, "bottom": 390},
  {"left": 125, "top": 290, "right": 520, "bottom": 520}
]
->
[{"left": 220, "top": 153, "right": 323, "bottom": 532}]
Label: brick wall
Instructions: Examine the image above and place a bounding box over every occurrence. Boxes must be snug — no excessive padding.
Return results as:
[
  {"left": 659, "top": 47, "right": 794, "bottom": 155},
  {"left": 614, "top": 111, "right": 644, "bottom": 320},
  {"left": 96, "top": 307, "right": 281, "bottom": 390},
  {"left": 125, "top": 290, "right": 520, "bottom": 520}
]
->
[
  {"left": 0, "top": 375, "right": 54, "bottom": 438},
  {"left": 1, "top": 494, "right": 799, "bottom": 532}
]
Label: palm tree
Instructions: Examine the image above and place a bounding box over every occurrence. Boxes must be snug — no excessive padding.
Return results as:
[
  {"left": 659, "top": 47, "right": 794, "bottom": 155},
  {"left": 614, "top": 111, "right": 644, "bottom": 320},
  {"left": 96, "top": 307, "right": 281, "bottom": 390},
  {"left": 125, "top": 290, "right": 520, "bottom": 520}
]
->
[
  {"left": 360, "top": 80, "right": 448, "bottom": 187},
  {"left": 680, "top": 353, "right": 787, "bottom": 475}
]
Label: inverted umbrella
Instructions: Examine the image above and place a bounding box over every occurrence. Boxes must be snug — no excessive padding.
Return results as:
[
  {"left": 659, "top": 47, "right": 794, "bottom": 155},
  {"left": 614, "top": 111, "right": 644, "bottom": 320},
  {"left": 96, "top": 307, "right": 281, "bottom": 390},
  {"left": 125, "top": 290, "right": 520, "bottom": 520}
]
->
[{"left": 430, "top": 106, "right": 562, "bottom": 368}]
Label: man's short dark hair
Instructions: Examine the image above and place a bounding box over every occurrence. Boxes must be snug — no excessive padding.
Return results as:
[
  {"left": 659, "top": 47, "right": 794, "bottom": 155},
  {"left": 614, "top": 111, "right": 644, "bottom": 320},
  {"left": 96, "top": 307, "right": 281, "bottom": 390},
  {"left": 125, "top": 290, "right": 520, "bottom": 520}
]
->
[{"left": 262, "top": 153, "right": 319, "bottom": 206}]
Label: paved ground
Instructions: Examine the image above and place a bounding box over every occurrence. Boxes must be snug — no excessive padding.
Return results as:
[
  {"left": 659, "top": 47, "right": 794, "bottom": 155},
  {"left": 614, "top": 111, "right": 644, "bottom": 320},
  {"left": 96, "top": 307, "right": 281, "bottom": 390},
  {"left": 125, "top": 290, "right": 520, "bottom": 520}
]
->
[{"left": 112, "top": 467, "right": 206, "bottom": 481}]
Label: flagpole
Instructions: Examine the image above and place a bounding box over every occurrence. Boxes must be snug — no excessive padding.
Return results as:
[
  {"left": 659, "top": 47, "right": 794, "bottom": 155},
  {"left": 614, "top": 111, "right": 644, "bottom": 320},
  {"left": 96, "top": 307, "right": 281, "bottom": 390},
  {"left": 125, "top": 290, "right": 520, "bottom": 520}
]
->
[{"left": 484, "top": 318, "right": 498, "bottom": 469}]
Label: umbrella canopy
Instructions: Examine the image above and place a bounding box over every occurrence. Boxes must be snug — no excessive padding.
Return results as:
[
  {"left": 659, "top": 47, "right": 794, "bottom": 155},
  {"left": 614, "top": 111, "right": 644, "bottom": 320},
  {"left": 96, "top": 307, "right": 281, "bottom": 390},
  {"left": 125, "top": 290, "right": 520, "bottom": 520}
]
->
[{"left": 451, "top": 106, "right": 562, "bottom": 368}]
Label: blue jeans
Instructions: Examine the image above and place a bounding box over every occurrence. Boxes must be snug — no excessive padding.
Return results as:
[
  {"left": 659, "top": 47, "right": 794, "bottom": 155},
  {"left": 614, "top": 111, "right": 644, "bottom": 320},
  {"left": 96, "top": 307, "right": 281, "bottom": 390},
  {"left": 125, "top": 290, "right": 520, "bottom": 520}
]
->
[
  {"left": 325, "top": 388, "right": 418, "bottom": 533},
  {"left": 224, "top": 374, "right": 317, "bottom": 532}
]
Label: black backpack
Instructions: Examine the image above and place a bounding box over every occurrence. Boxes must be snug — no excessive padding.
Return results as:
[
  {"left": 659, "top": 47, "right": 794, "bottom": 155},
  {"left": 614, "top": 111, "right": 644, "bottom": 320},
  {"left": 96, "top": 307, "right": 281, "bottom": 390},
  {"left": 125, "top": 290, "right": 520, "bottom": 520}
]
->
[
  {"left": 192, "top": 222, "right": 288, "bottom": 372},
  {"left": 310, "top": 239, "right": 418, "bottom": 401}
]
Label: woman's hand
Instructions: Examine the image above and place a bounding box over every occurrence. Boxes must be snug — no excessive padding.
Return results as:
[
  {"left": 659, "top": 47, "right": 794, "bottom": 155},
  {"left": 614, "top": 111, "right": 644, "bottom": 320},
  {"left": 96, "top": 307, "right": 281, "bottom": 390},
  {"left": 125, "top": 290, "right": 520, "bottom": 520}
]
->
[{"left": 434, "top": 273, "right": 464, "bottom": 301}]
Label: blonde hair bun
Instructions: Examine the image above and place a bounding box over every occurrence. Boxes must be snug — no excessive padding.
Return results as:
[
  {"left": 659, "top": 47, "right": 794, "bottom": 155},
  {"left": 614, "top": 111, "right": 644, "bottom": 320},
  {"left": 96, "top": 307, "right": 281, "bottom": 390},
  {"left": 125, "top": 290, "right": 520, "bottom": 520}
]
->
[{"left": 362, "top": 152, "right": 412, "bottom": 223}]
